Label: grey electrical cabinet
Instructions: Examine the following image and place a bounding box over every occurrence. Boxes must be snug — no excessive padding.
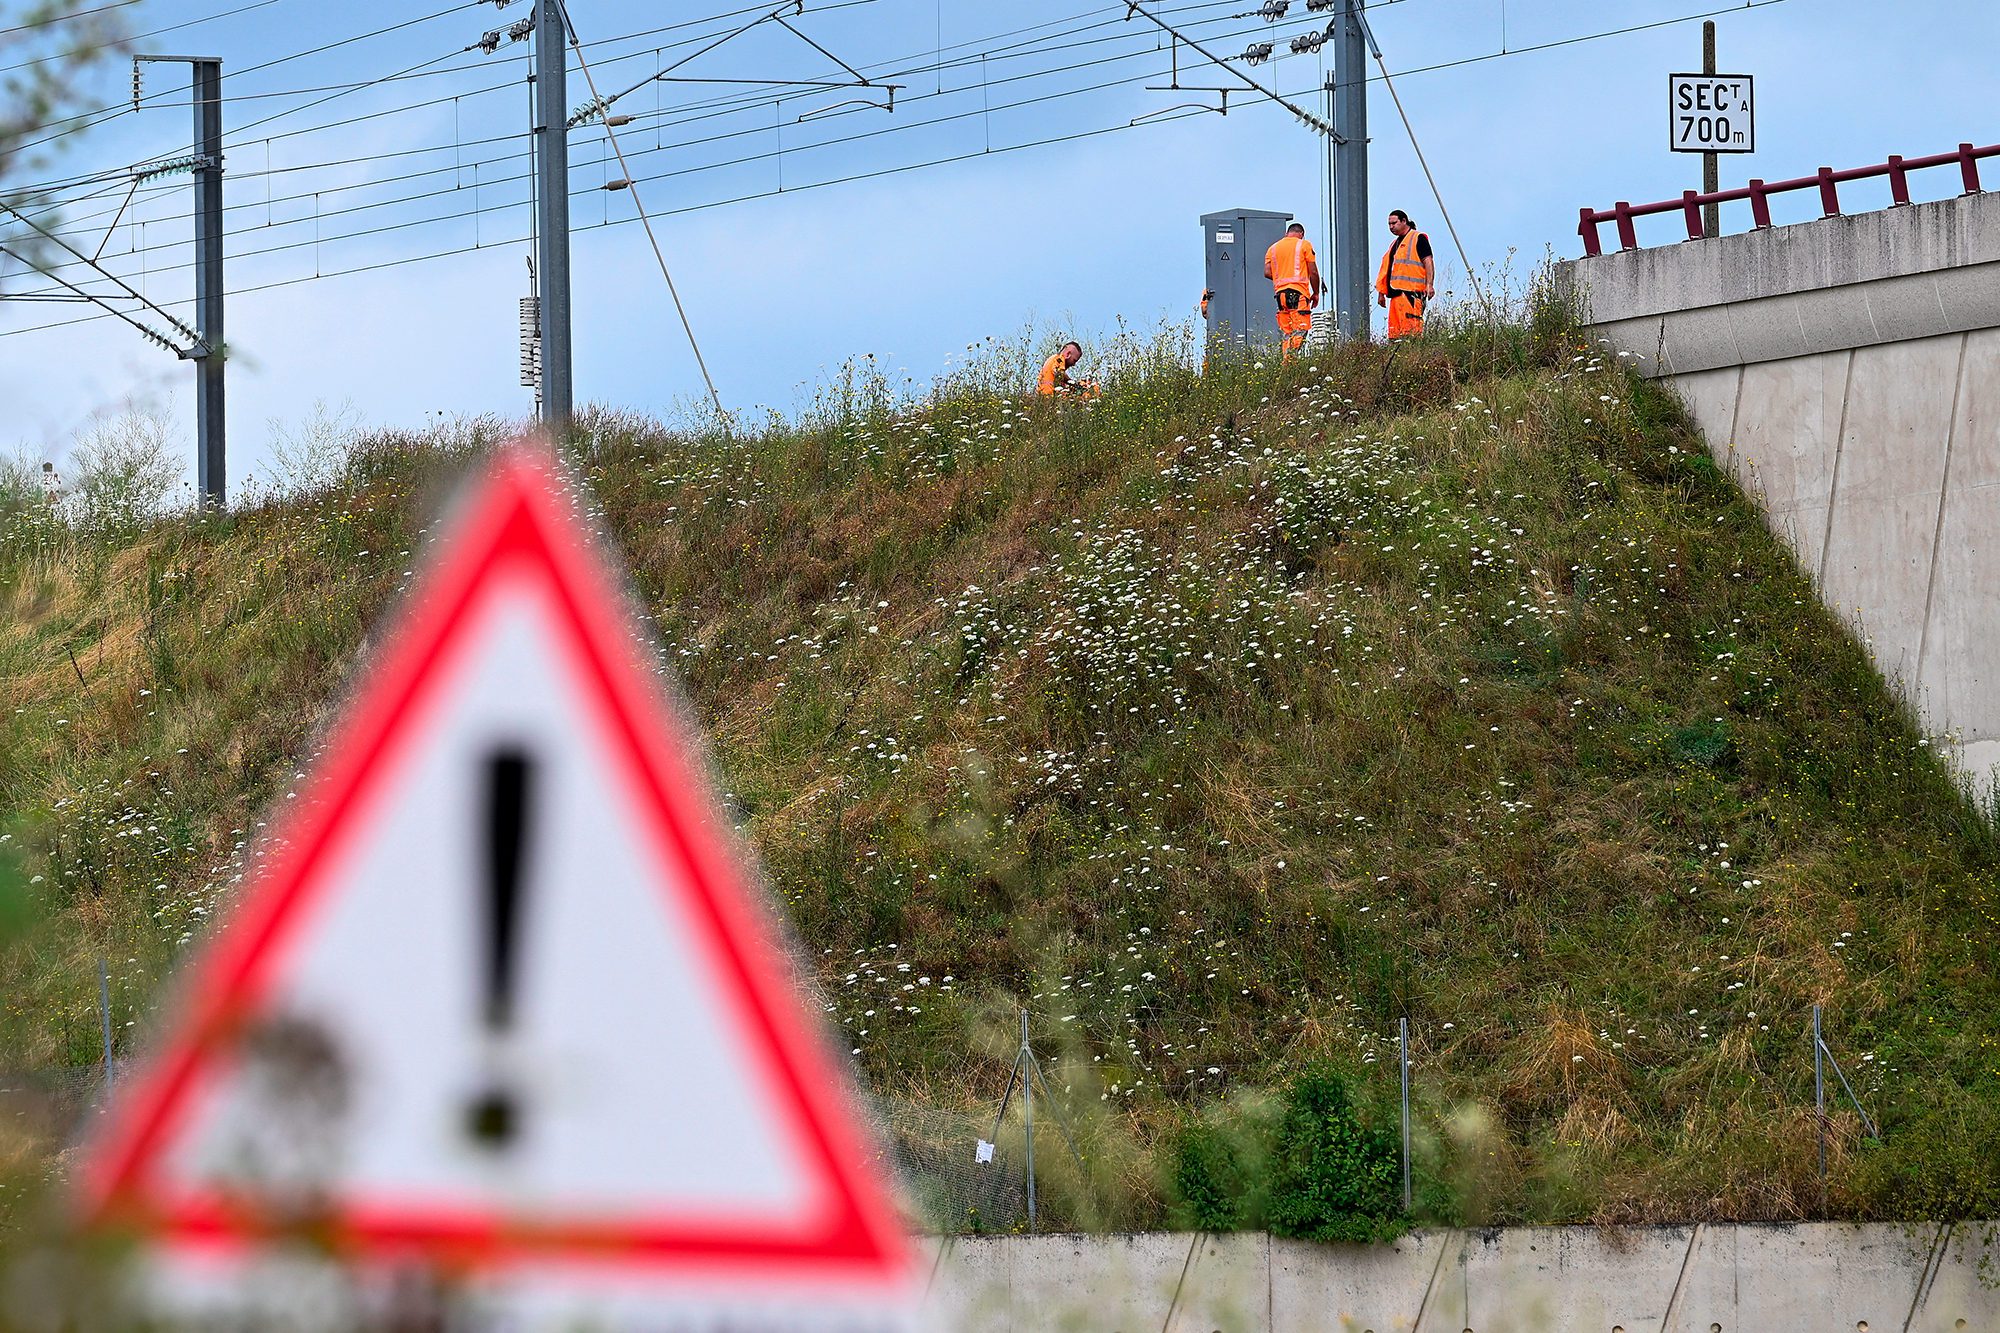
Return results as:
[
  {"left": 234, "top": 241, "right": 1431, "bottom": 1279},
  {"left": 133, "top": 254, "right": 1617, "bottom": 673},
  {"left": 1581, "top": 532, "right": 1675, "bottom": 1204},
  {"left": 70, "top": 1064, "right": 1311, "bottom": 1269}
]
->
[{"left": 1201, "top": 207, "right": 1294, "bottom": 357}]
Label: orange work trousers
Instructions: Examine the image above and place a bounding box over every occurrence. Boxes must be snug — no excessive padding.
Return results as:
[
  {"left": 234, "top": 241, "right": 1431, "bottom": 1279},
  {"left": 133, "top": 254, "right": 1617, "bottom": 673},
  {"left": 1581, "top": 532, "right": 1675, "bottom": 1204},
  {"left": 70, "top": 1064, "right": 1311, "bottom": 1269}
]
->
[
  {"left": 1386, "top": 290, "right": 1427, "bottom": 340},
  {"left": 1274, "top": 295, "right": 1313, "bottom": 360}
]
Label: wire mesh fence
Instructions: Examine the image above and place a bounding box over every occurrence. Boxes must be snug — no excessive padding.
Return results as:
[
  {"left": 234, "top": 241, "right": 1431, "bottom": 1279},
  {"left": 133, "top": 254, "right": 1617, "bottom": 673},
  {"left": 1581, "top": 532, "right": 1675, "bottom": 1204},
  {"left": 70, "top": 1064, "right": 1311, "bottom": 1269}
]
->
[
  {"left": 871, "top": 997, "right": 1951, "bottom": 1232},
  {"left": 0, "top": 1063, "right": 117, "bottom": 1149},
  {"left": 879, "top": 1095, "right": 1027, "bottom": 1234}
]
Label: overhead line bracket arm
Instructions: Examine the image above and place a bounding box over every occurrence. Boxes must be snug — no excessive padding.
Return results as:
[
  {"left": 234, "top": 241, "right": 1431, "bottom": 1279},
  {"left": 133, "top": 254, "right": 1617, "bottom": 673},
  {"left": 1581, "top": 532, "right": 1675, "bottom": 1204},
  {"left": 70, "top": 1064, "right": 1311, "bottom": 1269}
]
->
[{"left": 1123, "top": 0, "right": 1336, "bottom": 138}]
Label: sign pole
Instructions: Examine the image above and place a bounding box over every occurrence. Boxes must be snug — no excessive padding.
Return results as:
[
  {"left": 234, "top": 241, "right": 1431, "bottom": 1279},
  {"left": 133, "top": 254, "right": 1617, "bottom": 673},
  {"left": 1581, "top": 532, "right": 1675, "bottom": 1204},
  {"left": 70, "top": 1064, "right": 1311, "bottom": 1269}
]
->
[
  {"left": 1669, "top": 61, "right": 1751, "bottom": 209},
  {"left": 1702, "top": 22, "right": 1719, "bottom": 237}
]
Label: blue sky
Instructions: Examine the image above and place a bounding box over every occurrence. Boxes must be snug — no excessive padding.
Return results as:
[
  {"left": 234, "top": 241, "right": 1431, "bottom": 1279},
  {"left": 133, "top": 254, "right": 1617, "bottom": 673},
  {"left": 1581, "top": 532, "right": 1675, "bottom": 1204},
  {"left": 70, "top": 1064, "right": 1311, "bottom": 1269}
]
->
[{"left": 2, "top": 0, "right": 1996, "bottom": 486}]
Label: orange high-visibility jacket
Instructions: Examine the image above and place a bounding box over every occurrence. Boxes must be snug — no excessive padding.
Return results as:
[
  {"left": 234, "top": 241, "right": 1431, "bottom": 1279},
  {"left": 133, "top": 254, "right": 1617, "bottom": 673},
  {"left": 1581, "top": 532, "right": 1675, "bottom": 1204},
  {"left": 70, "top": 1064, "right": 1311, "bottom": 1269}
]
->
[
  {"left": 1264, "top": 234, "right": 1317, "bottom": 295},
  {"left": 1376, "top": 231, "right": 1430, "bottom": 297},
  {"left": 1038, "top": 353, "right": 1068, "bottom": 395}
]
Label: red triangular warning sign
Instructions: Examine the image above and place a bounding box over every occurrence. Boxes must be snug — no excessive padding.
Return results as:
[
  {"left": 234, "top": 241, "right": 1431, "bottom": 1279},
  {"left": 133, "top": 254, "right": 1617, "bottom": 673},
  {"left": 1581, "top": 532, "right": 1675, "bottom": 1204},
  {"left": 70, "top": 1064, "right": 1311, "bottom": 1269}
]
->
[{"left": 79, "top": 445, "right": 910, "bottom": 1315}]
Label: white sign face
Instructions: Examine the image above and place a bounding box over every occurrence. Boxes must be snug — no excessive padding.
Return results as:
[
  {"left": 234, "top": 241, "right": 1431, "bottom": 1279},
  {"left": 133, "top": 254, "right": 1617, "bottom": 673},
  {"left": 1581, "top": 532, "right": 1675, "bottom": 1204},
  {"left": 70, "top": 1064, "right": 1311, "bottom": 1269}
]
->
[
  {"left": 1669, "top": 73, "right": 1754, "bottom": 153},
  {"left": 80, "top": 448, "right": 915, "bottom": 1332}
]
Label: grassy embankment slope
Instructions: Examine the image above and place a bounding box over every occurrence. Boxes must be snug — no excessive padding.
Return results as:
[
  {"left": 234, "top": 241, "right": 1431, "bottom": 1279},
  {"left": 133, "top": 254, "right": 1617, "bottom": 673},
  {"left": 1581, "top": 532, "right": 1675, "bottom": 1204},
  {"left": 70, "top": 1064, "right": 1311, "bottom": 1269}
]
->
[{"left": 1, "top": 316, "right": 1996, "bottom": 1233}]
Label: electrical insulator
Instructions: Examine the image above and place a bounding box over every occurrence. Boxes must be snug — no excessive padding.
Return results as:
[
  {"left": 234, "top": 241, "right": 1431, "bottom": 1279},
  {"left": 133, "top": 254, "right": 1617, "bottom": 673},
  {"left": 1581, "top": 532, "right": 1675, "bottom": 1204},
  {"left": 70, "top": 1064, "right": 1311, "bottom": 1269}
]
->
[
  {"left": 605, "top": 114, "right": 634, "bottom": 127},
  {"left": 506, "top": 15, "right": 534, "bottom": 42},
  {"left": 1257, "top": 0, "right": 1290, "bottom": 19},
  {"left": 134, "top": 153, "right": 207, "bottom": 183},
  {"left": 601, "top": 179, "right": 631, "bottom": 191},
  {"left": 1306, "top": 0, "right": 1336, "bottom": 10},
  {"left": 131, "top": 60, "right": 142, "bottom": 111},
  {"left": 1290, "top": 29, "right": 1326, "bottom": 55},
  {"left": 1242, "top": 42, "right": 1274, "bottom": 65},
  {"left": 519, "top": 297, "right": 541, "bottom": 388}
]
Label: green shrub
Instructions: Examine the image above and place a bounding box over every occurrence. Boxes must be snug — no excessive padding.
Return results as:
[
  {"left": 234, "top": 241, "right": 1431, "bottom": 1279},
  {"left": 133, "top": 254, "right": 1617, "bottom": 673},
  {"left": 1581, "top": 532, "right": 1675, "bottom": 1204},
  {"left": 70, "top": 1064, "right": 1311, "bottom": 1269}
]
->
[
  {"left": 1168, "top": 1071, "right": 1405, "bottom": 1242},
  {"left": 1167, "top": 1097, "right": 1277, "bottom": 1231},
  {"left": 1267, "top": 1068, "right": 1406, "bottom": 1243}
]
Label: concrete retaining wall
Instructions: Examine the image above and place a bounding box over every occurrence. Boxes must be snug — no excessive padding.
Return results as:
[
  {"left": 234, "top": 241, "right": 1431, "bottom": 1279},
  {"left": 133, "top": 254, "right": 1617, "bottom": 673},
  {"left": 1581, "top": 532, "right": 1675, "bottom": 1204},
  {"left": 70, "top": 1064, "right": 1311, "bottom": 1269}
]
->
[
  {"left": 921, "top": 1222, "right": 1998, "bottom": 1332},
  {"left": 1564, "top": 193, "right": 2000, "bottom": 780}
]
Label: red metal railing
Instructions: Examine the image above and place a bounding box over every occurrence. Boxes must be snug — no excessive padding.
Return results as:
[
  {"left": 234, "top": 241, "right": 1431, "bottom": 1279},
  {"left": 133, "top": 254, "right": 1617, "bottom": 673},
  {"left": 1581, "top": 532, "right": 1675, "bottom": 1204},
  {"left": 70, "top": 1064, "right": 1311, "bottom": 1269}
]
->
[{"left": 1577, "top": 141, "right": 2000, "bottom": 257}]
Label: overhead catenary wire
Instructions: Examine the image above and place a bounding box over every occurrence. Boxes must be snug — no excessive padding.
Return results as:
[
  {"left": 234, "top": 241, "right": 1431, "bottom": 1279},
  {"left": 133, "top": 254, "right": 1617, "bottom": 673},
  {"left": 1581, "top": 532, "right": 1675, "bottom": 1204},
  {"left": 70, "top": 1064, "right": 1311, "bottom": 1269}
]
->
[
  {"left": 9, "top": 0, "right": 895, "bottom": 171},
  {"left": 1347, "top": 7, "right": 1486, "bottom": 314},
  {"left": 0, "top": 0, "right": 283, "bottom": 76},
  {"left": 15, "top": 0, "right": 1235, "bottom": 232},
  {"left": 1121, "top": 0, "right": 1335, "bottom": 136},
  {"left": 0, "top": 0, "right": 140, "bottom": 41},
  {"left": 566, "top": 0, "right": 808, "bottom": 127},
  {"left": 14, "top": 9, "right": 1213, "bottom": 285},
  {"left": 14, "top": 0, "right": 978, "bottom": 254},
  {"left": 0, "top": 197, "right": 204, "bottom": 347},
  {"left": 4, "top": 0, "right": 487, "bottom": 165},
  {"left": 1365, "top": 0, "right": 1790, "bottom": 87},
  {"left": 7, "top": 0, "right": 1760, "bottom": 294},
  {"left": 0, "top": 243, "right": 195, "bottom": 353},
  {"left": 559, "top": 0, "right": 726, "bottom": 423},
  {"left": 3, "top": 0, "right": 1788, "bottom": 346},
  {"left": 36, "top": 40, "right": 1187, "bottom": 288},
  {"left": 15, "top": 0, "right": 1762, "bottom": 210},
  {"left": 0, "top": 76, "right": 1242, "bottom": 343},
  {"left": 0, "top": 0, "right": 1693, "bottom": 329},
  {"left": 13, "top": 0, "right": 1224, "bottom": 221}
]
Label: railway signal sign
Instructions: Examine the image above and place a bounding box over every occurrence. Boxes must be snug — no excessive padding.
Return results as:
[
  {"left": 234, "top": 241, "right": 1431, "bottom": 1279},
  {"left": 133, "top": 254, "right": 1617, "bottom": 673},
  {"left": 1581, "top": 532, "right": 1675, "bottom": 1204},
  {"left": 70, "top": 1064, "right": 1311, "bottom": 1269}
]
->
[
  {"left": 77, "top": 445, "right": 914, "bottom": 1330},
  {"left": 1669, "top": 73, "right": 1754, "bottom": 153}
]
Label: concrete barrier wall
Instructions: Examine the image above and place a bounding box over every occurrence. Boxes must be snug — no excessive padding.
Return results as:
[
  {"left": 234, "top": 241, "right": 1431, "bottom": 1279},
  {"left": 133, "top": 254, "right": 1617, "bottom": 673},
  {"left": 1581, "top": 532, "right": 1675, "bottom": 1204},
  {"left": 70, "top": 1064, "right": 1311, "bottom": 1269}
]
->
[
  {"left": 1564, "top": 193, "right": 2000, "bottom": 780},
  {"left": 921, "top": 1222, "right": 1998, "bottom": 1333}
]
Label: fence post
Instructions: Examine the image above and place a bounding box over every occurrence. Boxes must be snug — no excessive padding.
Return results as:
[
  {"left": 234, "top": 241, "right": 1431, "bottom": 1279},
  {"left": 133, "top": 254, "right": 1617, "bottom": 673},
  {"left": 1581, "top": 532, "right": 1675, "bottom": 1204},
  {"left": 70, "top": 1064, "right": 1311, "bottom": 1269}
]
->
[
  {"left": 1888, "top": 154, "right": 1911, "bottom": 206},
  {"left": 1399, "top": 1017, "right": 1411, "bottom": 1212},
  {"left": 1021, "top": 1009, "right": 1035, "bottom": 1233},
  {"left": 1817, "top": 166, "right": 1841, "bottom": 217},
  {"left": 1959, "top": 143, "right": 1982, "bottom": 195},
  {"left": 1577, "top": 207, "right": 1602, "bottom": 258},
  {"left": 1613, "top": 200, "right": 1637, "bottom": 251},
  {"left": 1748, "top": 179, "right": 1773, "bottom": 229},
  {"left": 1680, "top": 190, "right": 1704, "bottom": 241},
  {"left": 1814, "top": 1003, "right": 1826, "bottom": 1210},
  {"left": 98, "top": 958, "right": 115, "bottom": 1099}
]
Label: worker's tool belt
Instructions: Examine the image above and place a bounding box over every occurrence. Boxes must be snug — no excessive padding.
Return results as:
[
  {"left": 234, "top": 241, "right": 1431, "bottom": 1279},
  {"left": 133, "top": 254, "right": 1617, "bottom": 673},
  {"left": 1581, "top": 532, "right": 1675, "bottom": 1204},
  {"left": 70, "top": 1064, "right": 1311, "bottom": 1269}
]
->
[{"left": 1277, "top": 288, "right": 1304, "bottom": 310}]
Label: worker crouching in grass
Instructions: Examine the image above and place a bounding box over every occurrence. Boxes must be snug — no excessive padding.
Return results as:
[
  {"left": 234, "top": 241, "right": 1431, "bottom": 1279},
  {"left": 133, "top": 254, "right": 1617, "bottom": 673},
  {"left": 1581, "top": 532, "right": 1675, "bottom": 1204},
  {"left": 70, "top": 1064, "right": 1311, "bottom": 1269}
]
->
[
  {"left": 1037, "top": 341, "right": 1099, "bottom": 398},
  {"left": 1263, "top": 221, "right": 1320, "bottom": 362},
  {"left": 1376, "top": 208, "right": 1434, "bottom": 340}
]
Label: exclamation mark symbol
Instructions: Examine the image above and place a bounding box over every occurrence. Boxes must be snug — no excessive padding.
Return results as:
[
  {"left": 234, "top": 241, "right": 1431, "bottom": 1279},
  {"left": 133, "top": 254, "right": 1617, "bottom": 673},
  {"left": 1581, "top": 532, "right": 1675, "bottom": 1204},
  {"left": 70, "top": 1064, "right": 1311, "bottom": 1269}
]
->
[{"left": 467, "top": 747, "right": 531, "bottom": 1150}]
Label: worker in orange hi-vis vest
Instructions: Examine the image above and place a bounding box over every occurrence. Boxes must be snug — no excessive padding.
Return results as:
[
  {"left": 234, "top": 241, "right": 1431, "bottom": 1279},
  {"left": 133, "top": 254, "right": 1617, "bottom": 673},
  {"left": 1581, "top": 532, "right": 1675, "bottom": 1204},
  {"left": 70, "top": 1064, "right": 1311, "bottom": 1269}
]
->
[
  {"left": 1262, "top": 221, "right": 1320, "bottom": 360},
  {"left": 1037, "top": 341, "right": 1098, "bottom": 398},
  {"left": 1375, "top": 208, "right": 1435, "bottom": 340}
]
